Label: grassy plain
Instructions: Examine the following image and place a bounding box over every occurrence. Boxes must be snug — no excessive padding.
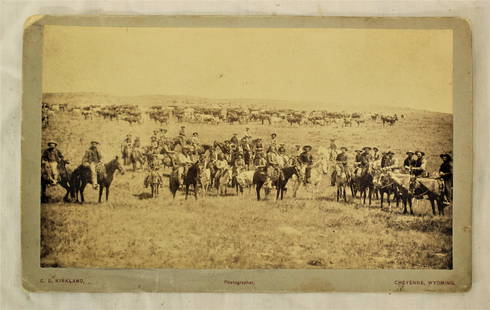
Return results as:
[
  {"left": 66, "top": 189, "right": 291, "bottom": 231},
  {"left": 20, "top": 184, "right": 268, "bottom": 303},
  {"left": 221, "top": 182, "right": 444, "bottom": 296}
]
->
[{"left": 41, "top": 108, "right": 453, "bottom": 269}]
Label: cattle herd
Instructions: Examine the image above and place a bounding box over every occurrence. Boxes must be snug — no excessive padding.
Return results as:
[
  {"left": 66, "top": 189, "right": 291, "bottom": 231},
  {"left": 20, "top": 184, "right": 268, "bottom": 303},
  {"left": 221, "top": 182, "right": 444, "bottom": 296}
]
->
[{"left": 41, "top": 101, "right": 403, "bottom": 129}]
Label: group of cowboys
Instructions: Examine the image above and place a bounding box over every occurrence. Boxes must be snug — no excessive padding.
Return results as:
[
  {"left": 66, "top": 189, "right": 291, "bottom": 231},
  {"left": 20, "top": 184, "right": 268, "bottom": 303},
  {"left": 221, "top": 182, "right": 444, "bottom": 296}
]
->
[
  {"left": 41, "top": 140, "right": 103, "bottom": 189},
  {"left": 40, "top": 125, "right": 453, "bottom": 199}
]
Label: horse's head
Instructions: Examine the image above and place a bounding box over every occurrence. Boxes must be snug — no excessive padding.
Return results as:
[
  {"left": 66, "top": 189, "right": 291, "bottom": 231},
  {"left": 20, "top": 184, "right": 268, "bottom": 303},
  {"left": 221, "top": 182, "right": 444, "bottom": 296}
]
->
[{"left": 114, "top": 156, "right": 125, "bottom": 175}]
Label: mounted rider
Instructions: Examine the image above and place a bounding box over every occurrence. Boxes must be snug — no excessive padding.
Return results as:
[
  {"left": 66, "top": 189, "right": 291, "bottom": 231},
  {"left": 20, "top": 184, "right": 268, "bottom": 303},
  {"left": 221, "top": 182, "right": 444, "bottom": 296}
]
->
[
  {"left": 277, "top": 145, "right": 289, "bottom": 168},
  {"left": 403, "top": 151, "right": 416, "bottom": 173},
  {"left": 232, "top": 153, "right": 246, "bottom": 178},
  {"left": 411, "top": 151, "right": 427, "bottom": 177},
  {"left": 215, "top": 153, "right": 229, "bottom": 182},
  {"left": 41, "top": 141, "right": 67, "bottom": 185},
  {"left": 382, "top": 151, "right": 399, "bottom": 172},
  {"left": 82, "top": 141, "right": 103, "bottom": 189},
  {"left": 331, "top": 146, "right": 350, "bottom": 185},
  {"left": 174, "top": 146, "right": 193, "bottom": 185},
  {"left": 299, "top": 145, "right": 313, "bottom": 184}
]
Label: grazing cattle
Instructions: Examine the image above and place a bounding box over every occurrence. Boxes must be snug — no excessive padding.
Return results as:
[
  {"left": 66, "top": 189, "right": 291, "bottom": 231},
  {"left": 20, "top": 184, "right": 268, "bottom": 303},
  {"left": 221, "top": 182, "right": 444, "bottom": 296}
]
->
[
  {"left": 72, "top": 156, "right": 125, "bottom": 203},
  {"left": 287, "top": 116, "right": 302, "bottom": 126},
  {"left": 355, "top": 119, "right": 365, "bottom": 127},
  {"left": 343, "top": 118, "right": 353, "bottom": 127}
]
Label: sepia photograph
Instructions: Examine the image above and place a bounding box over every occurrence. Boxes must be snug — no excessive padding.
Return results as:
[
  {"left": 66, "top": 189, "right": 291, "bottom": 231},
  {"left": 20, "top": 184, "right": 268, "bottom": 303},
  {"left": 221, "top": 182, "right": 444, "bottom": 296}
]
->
[{"left": 38, "top": 23, "right": 455, "bottom": 271}]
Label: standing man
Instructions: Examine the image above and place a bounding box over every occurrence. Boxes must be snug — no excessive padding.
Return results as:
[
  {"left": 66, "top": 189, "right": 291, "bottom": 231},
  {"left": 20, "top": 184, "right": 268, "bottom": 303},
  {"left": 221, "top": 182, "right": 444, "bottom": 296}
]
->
[
  {"left": 439, "top": 153, "right": 453, "bottom": 203},
  {"left": 41, "top": 141, "right": 66, "bottom": 185},
  {"left": 82, "top": 141, "right": 103, "bottom": 189},
  {"left": 299, "top": 145, "right": 314, "bottom": 184}
]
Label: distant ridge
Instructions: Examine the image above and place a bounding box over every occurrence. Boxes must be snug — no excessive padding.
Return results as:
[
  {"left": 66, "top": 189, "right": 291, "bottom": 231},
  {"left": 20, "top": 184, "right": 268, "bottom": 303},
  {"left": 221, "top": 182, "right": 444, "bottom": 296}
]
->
[{"left": 42, "top": 92, "right": 450, "bottom": 115}]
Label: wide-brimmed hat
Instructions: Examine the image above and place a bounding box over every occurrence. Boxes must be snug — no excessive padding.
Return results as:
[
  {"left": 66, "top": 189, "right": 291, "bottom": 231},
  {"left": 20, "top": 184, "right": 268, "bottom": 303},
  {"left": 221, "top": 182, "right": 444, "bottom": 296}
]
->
[
  {"left": 181, "top": 126, "right": 185, "bottom": 128},
  {"left": 406, "top": 151, "right": 414, "bottom": 155},
  {"left": 271, "top": 133, "right": 277, "bottom": 137},
  {"left": 354, "top": 149, "right": 361, "bottom": 153},
  {"left": 373, "top": 147, "right": 379, "bottom": 151},
  {"left": 303, "top": 145, "right": 312, "bottom": 151},
  {"left": 47, "top": 141, "right": 57, "bottom": 146},
  {"left": 237, "top": 153, "right": 243, "bottom": 158},
  {"left": 362, "top": 147, "right": 372, "bottom": 151},
  {"left": 90, "top": 141, "right": 99, "bottom": 145},
  {"left": 440, "top": 153, "right": 452, "bottom": 161},
  {"left": 415, "top": 151, "right": 425, "bottom": 156},
  {"left": 388, "top": 151, "right": 395, "bottom": 155},
  {"left": 340, "top": 147, "right": 348, "bottom": 151},
  {"left": 278, "top": 146, "right": 286, "bottom": 153},
  {"left": 193, "top": 132, "right": 198, "bottom": 135}
]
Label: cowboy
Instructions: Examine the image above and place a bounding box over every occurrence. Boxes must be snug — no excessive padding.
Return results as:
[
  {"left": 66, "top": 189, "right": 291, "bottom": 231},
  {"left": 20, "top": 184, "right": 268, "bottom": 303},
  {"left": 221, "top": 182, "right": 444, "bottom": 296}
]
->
[
  {"left": 299, "top": 145, "right": 314, "bottom": 184},
  {"left": 270, "top": 133, "right": 278, "bottom": 148},
  {"left": 179, "top": 126, "right": 186, "bottom": 137},
  {"left": 82, "top": 141, "right": 103, "bottom": 189},
  {"left": 411, "top": 151, "right": 427, "bottom": 177},
  {"left": 331, "top": 146, "right": 350, "bottom": 186},
  {"left": 215, "top": 153, "right": 229, "bottom": 181},
  {"left": 233, "top": 153, "right": 246, "bottom": 177},
  {"left": 254, "top": 151, "right": 267, "bottom": 169},
  {"left": 372, "top": 147, "right": 381, "bottom": 161},
  {"left": 255, "top": 138, "right": 264, "bottom": 154},
  {"left": 277, "top": 145, "right": 289, "bottom": 168},
  {"left": 383, "top": 151, "right": 399, "bottom": 172},
  {"left": 403, "top": 151, "right": 416, "bottom": 173},
  {"left": 328, "top": 139, "right": 338, "bottom": 161},
  {"left": 158, "top": 128, "right": 168, "bottom": 143},
  {"left": 41, "top": 141, "right": 66, "bottom": 185},
  {"left": 294, "top": 144, "right": 303, "bottom": 157},
  {"left": 439, "top": 153, "right": 453, "bottom": 203},
  {"left": 190, "top": 132, "right": 200, "bottom": 146},
  {"left": 230, "top": 133, "right": 239, "bottom": 146},
  {"left": 243, "top": 127, "right": 251, "bottom": 139},
  {"left": 174, "top": 146, "right": 193, "bottom": 185}
]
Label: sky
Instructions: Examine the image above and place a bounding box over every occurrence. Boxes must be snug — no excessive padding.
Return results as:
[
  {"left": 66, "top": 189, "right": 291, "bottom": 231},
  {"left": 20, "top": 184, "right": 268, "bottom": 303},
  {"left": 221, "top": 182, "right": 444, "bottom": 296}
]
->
[{"left": 43, "top": 26, "right": 453, "bottom": 113}]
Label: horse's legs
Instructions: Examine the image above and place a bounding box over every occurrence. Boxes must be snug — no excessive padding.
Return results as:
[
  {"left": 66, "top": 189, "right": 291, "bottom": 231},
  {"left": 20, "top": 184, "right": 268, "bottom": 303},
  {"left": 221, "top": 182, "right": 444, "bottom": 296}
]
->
[
  {"left": 185, "top": 183, "right": 189, "bottom": 200},
  {"left": 98, "top": 185, "right": 103, "bottom": 203},
  {"left": 256, "top": 183, "right": 262, "bottom": 201},
  {"left": 41, "top": 182, "right": 48, "bottom": 203},
  {"left": 429, "top": 197, "right": 436, "bottom": 216},
  {"left": 106, "top": 185, "right": 110, "bottom": 201},
  {"left": 80, "top": 182, "right": 86, "bottom": 203},
  {"left": 194, "top": 183, "right": 198, "bottom": 200}
]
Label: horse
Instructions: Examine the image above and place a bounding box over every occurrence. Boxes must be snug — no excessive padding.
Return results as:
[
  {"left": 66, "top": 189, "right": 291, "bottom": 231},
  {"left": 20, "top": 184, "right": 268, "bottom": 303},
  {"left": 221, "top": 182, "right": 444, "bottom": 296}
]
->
[
  {"left": 168, "top": 167, "right": 180, "bottom": 199},
  {"left": 273, "top": 165, "right": 303, "bottom": 200},
  {"left": 350, "top": 166, "right": 375, "bottom": 205},
  {"left": 144, "top": 170, "right": 163, "bottom": 198},
  {"left": 334, "top": 165, "right": 349, "bottom": 202},
  {"left": 411, "top": 177, "right": 446, "bottom": 216},
  {"left": 41, "top": 160, "right": 73, "bottom": 203},
  {"left": 184, "top": 162, "right": 201, "bottom": 200},
  {"left": 235, "top": 170, "right": 255, "bottom": 195},
  {"left": 72, "top": 156, "right": 125, "bottom": 203},
  {"left": 198, "top": 163, "right": 211, "bottom": 197},
  {"left": 215, "top": 168, "right": 232, "bottom": 196},
  {"left": 129, "top": 147, "right": 145, "bottom": 171},
  {"left": 121, "top": 144, "right": 131, "bottom": 165},
  {"left": 373, "top": 170, "right": 398, "bottom": 209}
]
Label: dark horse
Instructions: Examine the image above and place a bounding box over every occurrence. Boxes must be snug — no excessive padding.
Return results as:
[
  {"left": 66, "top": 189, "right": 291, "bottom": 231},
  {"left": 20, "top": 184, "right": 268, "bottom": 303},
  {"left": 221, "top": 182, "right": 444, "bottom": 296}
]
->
[
  {"left": 184, "top": 162, "right": 201, "bottom": 200},
  {"left": 41, "top": 160, "right": 74, "bottom": 203},
  {"left": 253, "top": 165, "right": 302, "bottom": 201},
  {"left": 350, "top": 166, "right": 375, "bottom": 205},
  {"left": 72, "top": 156, "right": 125, "bottom": 203}
]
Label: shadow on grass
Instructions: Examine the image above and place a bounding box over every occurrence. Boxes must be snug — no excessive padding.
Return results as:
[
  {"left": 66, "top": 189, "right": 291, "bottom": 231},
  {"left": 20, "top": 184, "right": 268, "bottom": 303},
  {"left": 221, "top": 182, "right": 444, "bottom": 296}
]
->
[{"left": 133, "top": 192, "right": 153, "bottom": 200}]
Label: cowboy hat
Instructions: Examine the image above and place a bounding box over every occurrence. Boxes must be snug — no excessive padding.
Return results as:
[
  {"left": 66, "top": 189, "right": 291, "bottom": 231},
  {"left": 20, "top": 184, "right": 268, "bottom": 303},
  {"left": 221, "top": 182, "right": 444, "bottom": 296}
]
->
[
  {"left": 47, "top": 141, "right": 57, "bottom": 146},
  {"left": 373, "top": 147, "right": 379, "bottom": 151},
  {"left": 303, "top": 145, "right": 312, "bottom": 151},
  {"left": 90, "top": 141, "right": 99, "bottom": 144},
  {"left": 340, "top": 147, "right": 348, "bottom": 151},
  {"left": 406, "top": 151, "right": 414, "bottom": 155},
  {"left": 440, "top": 153, "right": 452, "bottom": 161},
  {"left": 193, "top": 132, "right": 198, "bottom": 135},
  {"left": 362, "top": 147, "right": 372, "bottom": 151},
  {"left": 415, "top": 151, "right": 425, "bottom": 156},
  {"left": 271, "top": 133, "right": 277, "bottom": 136},
  {"left": 354, "top": 149, "right": 361, "bottom": 153}
]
